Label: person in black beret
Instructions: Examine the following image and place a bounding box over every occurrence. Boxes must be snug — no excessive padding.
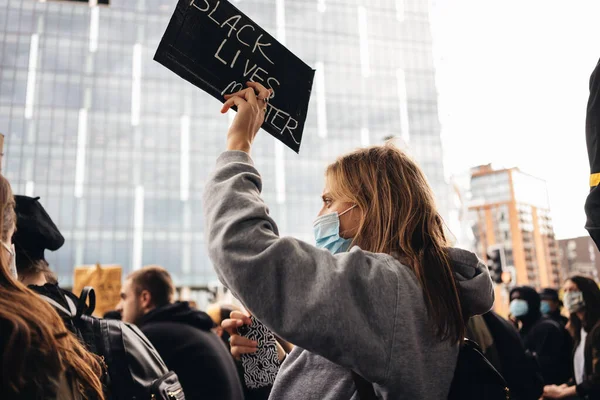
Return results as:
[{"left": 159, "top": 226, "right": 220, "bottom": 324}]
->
[
  {"left": 12, "top": 195, "right": 80, "bottom": 317},
  {"left": 13, "top": 195, "right": 64, "bottom": 286},
  {"left": 540, "top": 287, "right": 569, "bottom": 327}
]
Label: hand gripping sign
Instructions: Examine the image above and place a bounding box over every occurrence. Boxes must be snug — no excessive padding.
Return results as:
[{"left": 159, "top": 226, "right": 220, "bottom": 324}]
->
[{"left": 154, "top": 0, "right": 316, "bottom": 153}]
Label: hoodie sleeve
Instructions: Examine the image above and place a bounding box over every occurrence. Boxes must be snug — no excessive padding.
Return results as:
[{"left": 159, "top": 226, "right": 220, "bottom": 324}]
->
[
  {"left": 203, "top": 151, "right": 494, "bottom": 383},
  {"left": 448, "top": 248, "right": 495, "bottom": 317},
  {"left": 203, "top": 151, "right": 400, "bottom": 383}
]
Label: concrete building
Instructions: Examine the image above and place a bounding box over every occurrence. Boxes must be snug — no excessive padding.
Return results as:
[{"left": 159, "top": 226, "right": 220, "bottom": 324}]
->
[
  {"left": 468, "top": 164, "right": 562, "bottom": 290},
  {"left": 557, "top": 236, "right": 600, "bottom": 281}
]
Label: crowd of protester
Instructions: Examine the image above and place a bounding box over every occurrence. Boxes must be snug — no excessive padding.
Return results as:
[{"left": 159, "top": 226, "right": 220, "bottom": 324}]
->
[{"left": 1, "top": 66, "right": 600, "bottom": 400}]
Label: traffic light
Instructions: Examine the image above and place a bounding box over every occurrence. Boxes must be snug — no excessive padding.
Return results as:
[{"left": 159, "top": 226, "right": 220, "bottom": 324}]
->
[{"left": 487, "top": 247, "right": 505, "bottom": 284}]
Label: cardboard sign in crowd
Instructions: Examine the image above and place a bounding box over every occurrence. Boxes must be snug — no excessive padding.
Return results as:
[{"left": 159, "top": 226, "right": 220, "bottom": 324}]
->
[
  {"left": 155, "top": 0, "right": 315, "bottom": 153},
  {"left": 73, "top": 264, "right": 122, "bottom": 317}
]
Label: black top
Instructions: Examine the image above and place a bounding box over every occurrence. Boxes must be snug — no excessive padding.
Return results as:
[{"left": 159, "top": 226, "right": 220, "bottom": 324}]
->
[
  {"left": 482, "top": 311, "right": 544, "bottom": 400},
  {"left": 521, "top": 317, "right": 572, "bottom": 385},
  {"left": 576, "top": 320, "right": 600, "bottom": 398},
  {"left": 546, "top": 310, "right": 569, "bottom": 328},
  {"left": 138, "top": 302, "right": 244, "bottom": 400}
]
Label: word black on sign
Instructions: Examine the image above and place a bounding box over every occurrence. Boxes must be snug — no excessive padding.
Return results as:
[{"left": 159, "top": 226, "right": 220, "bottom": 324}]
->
[{"left": 154, "top": 0, "right": 316, "bottom": 153}]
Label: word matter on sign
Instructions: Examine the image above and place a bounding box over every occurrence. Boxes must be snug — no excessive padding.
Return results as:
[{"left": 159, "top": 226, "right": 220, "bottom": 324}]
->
[{"left": 154, "top": 0, "right": 316, "bottom": 153}]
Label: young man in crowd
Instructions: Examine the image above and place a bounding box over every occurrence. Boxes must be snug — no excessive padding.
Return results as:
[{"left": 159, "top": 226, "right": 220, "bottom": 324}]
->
[
  {"left": 509, "top": 286, "right": 572, "bottom": 385},
  {"left": 116, "top": 265, "right": 243, "bottom": 400},
  {"left": 539, "top": 288, "right": 569, "bottom": 327}
]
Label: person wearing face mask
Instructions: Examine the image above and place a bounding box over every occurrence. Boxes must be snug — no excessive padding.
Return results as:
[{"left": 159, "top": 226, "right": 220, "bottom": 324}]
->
[
  {"left": 543, "top": 276, "right": 600, "bottom": 399},
  {"left": 509, "top": 286, "right": 572, "bottom": 386},
  {"left": 540, "top": 288, "right": 569, "bottom": 327},
  {"left": 202, "top": 81, "right": 495, "bottom": 399}
]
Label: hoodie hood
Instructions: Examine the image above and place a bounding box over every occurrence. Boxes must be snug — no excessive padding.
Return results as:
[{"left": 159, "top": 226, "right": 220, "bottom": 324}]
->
[
  {"left": 447, "top": 247, "right": 495, "bottom": 317},
  {"left": 138, "top": 301, "right": 214, "bottom": 331},
  {"left": 510, "top": 286, "right": 542, "bottom": 328}
]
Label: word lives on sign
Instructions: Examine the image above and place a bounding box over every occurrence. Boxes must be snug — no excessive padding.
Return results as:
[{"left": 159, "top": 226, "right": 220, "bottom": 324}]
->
[{"left": 155, "top": 0, "right": 316, "bottom": 153}]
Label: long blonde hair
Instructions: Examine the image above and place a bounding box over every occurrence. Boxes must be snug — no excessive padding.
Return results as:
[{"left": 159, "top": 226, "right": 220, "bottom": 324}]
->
[
  {"left": 326, "top": 144, "right": 465, "bottom": 343},
  {"left": 0, "top": 174, "right": 104, "bottom": 399}
]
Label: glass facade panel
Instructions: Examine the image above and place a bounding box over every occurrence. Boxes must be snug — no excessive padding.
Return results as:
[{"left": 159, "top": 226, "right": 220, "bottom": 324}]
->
[{"left": 1, "top": 0, "right": 448, "bottom": 286}]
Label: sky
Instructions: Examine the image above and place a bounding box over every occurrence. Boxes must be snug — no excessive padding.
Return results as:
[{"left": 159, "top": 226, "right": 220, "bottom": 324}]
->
[{"left": 429, "top": 0, "right": 600, "bottom": 240}]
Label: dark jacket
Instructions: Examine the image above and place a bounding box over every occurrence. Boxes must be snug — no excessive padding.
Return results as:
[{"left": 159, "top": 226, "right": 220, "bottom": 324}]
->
[
  {"left": 576, "top": 320, "right": 600, "bottom": 399},
  {"left": 521, "top": 317, "right": 572, "bottom": 385},
  {"left": 585, "top": 58, "right": 600, "bottom": 250},
  {"left": 547, "top": 310, "right": 569, "bottom": 328},
  {"left": 28, "top": 283, "right": 80, "bottom": 310},
  {"left": 137, "top": 302, "right": 244, "bottom": 400},
  {"left": 28, "top": 283, "right": 87, "bottom": 338},
  {"left": 511, "top": 286, "right": 572, "bottom": 386},
  {"left": 482, "top": 312, "right": 544, "bottom": 400}
]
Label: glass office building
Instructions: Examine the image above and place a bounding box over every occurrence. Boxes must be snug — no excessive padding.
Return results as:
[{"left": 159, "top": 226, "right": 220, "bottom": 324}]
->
[{"left": 0, "top": 0, "right": 447, "bottom": 287}]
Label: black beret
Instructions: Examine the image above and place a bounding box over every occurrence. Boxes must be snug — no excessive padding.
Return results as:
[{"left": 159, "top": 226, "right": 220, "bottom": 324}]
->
[
  {"left": 539, "top": 288, "right": 560, "bottom": 302},
  {"left": 13, "top": 195, "right": 64, "bottom": 266}
]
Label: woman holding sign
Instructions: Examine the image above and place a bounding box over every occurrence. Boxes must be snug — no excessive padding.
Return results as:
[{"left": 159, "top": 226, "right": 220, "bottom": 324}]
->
[{"left": 203, "top": 82, "right": 494, "bottom": 399}]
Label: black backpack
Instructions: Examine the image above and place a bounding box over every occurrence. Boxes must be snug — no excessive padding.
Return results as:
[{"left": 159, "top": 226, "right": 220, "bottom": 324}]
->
[
  {"left": 39, "top": 286, "right": 185, "bottom": 400},
  {"left": 447, "top": 339, "right": 510, "bottom": 400},
  {"left": 352, "top": 338, "right": 510, "bottom": 400}
]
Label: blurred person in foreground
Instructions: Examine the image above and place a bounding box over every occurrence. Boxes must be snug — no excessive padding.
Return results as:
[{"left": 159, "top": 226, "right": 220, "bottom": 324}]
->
[
  {"left": 116, "top": 265, "right": 243, "bottom": 400},
  {"left": 509, "top": 286, "right": 572, "bottom": 386},
  {"left": 204, "top": 81, "right": 494, "bottom": 399},
  {"left": 0, "top": 175, "right": 104, "bottom": 399},
  {"left": 543, "top": 276, "right": 600, "bottom": 399}
]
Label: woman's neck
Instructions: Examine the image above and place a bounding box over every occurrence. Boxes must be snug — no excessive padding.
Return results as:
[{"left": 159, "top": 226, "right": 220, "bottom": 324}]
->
[
  {"left": 577, "top": 311, "right": 586, "bottom": 325},
  {"left": 20, "top": 271, "right": 48, "bottom": 287}
]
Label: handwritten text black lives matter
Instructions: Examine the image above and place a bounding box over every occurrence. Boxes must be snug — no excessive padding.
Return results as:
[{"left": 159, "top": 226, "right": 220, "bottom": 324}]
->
[{"left": 190, "top": 0, "right": 300, "bottom": 145}]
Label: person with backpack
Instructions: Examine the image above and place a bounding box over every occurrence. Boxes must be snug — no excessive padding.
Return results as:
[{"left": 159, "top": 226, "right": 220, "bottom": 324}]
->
[
  {"left": 11, "top": 195, "right": 83, "bottom": 315},
  {"left": 202, "top": 81, "right": 495, "bottom": 399},
  {"left": 543, "top": 276, "right": 600, "bottom": 399},
  {"left": 12, "top": 195, "right": 184, "bottom": 400},
  {"left": 116, "top": 265, "right": 244, "bottom": 400},
  {"left": 0, "top": 175, "right": 105, "bottom": 400},
  {"left": 509, "top": 286, "right": 573, "bottom": 386}
]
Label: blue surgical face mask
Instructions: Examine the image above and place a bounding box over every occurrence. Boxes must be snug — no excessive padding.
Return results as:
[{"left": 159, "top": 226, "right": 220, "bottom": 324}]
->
[
  {"left": 540, "top": 301, "right": 552, "bottom": 315},
  {"left": 313, "top": 205, "right": 357, "bottom": 254},
  {"left": 510, "top": 299, "right": 529, "bottom": 318}
]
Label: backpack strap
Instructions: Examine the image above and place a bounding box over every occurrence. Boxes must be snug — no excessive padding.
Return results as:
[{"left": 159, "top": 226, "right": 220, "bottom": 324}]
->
[
  {"left": 78, "top": 286, "right": 96, "bottom": 317},
  {"left": 351, "top": 370, "right": 378, "bottom": 400},
  {"left": 39, "top": 294, "right": 75, "bottom": 318}
]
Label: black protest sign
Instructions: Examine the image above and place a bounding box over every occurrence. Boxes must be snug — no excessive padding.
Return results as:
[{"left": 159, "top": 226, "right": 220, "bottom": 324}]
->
[{"left": 154, "top": 0, "right": 315, "bottom": 153}]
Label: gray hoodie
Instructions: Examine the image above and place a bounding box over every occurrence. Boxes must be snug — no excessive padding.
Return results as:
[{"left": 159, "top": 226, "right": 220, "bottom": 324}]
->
[{"left": 203, "top": 151, "right": 495, "bottom": 400}]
